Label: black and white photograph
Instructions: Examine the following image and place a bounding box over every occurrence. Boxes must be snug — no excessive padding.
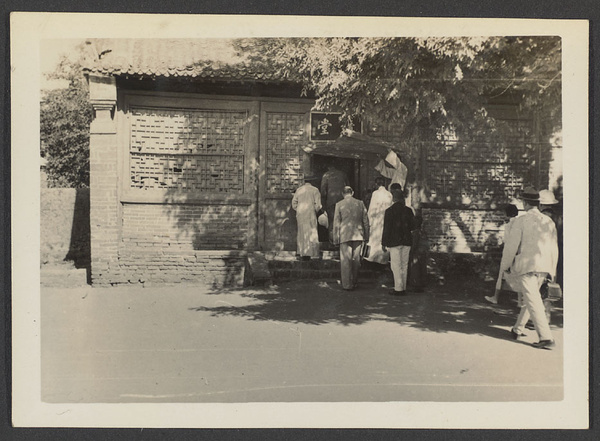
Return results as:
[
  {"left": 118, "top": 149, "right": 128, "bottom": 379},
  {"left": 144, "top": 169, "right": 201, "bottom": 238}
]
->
[{"left": 11, "top": 13, "right": 589, "bottom": 428}]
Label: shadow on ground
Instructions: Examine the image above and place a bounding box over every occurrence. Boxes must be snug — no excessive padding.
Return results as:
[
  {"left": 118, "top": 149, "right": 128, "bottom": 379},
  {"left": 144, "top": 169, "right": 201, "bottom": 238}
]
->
[{"left": 189, "top": 276, "right": 563, "bottom": 341}]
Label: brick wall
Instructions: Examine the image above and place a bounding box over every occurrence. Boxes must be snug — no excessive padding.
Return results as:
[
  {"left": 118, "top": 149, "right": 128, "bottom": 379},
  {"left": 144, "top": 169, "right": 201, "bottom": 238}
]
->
[
  {"left": 112, "top": 203, "right": 249, "bottom": 286},
  {"left": 115, "top": 249, "right": 246, "bottom": 287},
  {"left": 422, "top": 207, "right": 507, "bottom": 254},
  {"left": 122, "top": 203, "right": 249, "bottom": 250},
  {"left": 88, "top": 74, "right": 120, "bottom": 285},
  {"left": 88, "top": 80, "right": 559, "bottom": 285},
  {"left": 89, "top": 123, "right": 120, "bottom": 285}
]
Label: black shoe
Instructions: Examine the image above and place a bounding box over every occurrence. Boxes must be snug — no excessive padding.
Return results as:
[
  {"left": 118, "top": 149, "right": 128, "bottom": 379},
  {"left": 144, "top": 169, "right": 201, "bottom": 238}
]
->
[
  {"left": 525, "top": 321, "right": 535, "bottom": 330},
  {"left": 510, "top": 329, "right": 526, "bottom": 340},
  {"left": 388, "top": 290, "right": 405, "bottom": 296},
  {"left": 532, "top": 339, "right": 555, "bottom": 350}
]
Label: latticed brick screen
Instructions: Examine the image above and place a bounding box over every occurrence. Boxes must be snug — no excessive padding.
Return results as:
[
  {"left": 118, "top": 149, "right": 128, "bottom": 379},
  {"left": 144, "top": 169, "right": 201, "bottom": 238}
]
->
[
  {"left": 129, "top": 107, "right": 245, "bottom": 192},
  {"left": 266, "top": 113, "right": 304, "bottom": 193},
  {"left": 425, "top": 119, "right": 535, "bottom": 205},
  {"left": 365, "top": 123, "right": 421, "bottom": 183}
]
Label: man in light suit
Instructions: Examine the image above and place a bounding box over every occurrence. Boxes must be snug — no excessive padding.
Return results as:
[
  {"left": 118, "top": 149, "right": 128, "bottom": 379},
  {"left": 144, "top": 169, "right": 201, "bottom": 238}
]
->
[
  {"left": 501, "top": 187, "right": 559, "bottom": 349},
  {"left": 333, "top": 186, "right": 370, "bottom": 291}
]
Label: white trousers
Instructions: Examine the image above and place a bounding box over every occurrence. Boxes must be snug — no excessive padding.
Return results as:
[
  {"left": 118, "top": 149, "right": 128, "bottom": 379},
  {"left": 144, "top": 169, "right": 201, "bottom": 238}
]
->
[
  {"left": 389, "top": 245, "right": 411, "bottom": 292},
  {"left": 513, "top": 272, "right": 553, "bottom": 341}
]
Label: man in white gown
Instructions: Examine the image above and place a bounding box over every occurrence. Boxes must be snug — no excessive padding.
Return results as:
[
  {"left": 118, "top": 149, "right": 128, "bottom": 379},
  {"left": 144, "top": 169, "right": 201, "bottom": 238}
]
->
[
  {"left": 292, "top": 176, "right": 322, "bottom": 260},
  {"left": 365, "top": 177, "right": 393, "bottom": 265}
]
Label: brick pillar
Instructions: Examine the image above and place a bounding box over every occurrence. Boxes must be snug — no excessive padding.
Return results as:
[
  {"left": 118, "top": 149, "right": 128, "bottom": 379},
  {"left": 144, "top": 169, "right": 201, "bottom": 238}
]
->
[{"left": 88, "top": 74, "right": 118, "bottom": 285}]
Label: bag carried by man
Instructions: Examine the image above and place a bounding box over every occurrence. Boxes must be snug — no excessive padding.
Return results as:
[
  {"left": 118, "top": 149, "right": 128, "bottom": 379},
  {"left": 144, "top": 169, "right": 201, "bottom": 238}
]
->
[{"left": 540, "top": 278, "right": 563, "bottom": 301}]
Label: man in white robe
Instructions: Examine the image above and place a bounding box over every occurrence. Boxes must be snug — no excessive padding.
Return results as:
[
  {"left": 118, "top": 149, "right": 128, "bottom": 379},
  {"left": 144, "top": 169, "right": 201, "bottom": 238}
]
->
[
  {"left": 365, "top": 177, "right": 393, "bottom": 265},
  {"left": 292, "top": 176, "right": 322, "bottom": 260}
]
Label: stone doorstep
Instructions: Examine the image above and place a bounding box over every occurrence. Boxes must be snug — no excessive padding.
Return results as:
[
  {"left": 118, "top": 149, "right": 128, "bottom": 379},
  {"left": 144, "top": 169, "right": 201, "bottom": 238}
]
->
[
  {"left": 264, "top": 252, "right": 385, "bottom": 282},
  {"left": 247, "top": 251, "right": 381, "bottom": 286},
  {"left": 271, "top": 268, "right": 382, "bottom": 281},
  {"left": 244, "top": 252, "right": 273, "bottom": 287}
]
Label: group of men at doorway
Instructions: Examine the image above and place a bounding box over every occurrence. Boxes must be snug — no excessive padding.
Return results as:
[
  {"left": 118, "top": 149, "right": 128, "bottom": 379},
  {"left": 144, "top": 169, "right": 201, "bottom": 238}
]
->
[
  {"left": 291, "top": 150, "right": 423, "bottom": 295},
  {"left": 292, "top": 152, "right": 561, "bottom": 350}
]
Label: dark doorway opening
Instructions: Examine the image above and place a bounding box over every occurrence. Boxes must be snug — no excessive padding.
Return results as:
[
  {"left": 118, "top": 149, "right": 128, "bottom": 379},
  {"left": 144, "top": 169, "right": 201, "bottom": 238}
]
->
[
  {"left": 311, "top": 154, "right": 361, "bottom": 247},
  {"left": 311, "top": 154, "right": 361, "bottom": 198}
]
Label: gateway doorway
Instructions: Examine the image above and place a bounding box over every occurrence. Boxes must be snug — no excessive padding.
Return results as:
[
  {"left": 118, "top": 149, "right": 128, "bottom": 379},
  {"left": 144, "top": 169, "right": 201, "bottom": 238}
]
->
[{"left": 311, "top": 154, "right": 361, "bottom": 198}]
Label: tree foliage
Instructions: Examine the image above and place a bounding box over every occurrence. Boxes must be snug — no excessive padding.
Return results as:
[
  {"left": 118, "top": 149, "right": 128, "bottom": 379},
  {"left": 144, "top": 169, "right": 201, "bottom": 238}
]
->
[
  {"left": 40, "top": 44, "right": 92, "bottom": 188},
  {"left": 237, "top": 36, "right": 561, "bottom": 139}
]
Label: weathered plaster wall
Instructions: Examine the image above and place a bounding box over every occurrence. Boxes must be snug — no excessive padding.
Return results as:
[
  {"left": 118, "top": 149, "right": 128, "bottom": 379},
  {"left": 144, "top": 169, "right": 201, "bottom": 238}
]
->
[{"left": 40, "top": 188, "right": 90, "bottom": 266}]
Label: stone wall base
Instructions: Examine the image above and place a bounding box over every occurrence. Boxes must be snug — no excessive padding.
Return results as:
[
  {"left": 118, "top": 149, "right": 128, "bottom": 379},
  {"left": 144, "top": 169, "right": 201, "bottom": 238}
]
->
[{"left": 91, "top": 250, "right": 247, "bottom": 288}]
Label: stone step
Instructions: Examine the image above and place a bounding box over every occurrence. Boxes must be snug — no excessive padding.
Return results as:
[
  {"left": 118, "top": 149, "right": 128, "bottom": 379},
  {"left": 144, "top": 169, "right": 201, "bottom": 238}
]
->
[
  {"left": 267, "top": 258, "right": 387, "bottom": 282},
  {"left": 268, "top": 259, "right": 340, "bottom": 270},
  {"left": 41, "top": 266, "right": 89, "bottom": 287},
  {"left": 244, "top": 252, "right": 273, "bottom": 286}
]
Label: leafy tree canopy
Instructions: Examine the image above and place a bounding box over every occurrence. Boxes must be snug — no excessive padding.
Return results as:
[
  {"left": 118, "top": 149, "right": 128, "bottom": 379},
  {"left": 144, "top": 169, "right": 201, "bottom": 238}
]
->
[
  {"left": 236, "top": 37, "right": 561, "bottom": 139},
  {"left": 41, "top": 42, "right": 92, "bottom": 188}
]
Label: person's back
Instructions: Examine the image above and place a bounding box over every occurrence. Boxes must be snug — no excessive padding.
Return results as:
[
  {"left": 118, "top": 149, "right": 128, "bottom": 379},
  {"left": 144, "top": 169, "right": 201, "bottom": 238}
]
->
[
  {"left": 321, "top": 167, "right": 348, "bottom": 206},
  {"left": 365, "top": 181, "right": 393, "bottom": 265},
  {"left": 382, "top": 188, "right": 414, "bottom": 295},
  {"left": 292, "top": 179, "right": 322, "bottom": 259},
  {"left": 509, "top": 208, "right": 557, "bottom": 276},
  {"left": 382, "top": 201, "right": 414, "bottom": 248},
  {"left": 333, "top": 187, "right": 369, "bottom": 290},
  {"left": 335, "top": 195, "right": 369, "bottom": 244},
  {"left": 501, "top": 187, "right": 558, "bottom": 349},
  {"left": 292, "top": 183, "right": 321, "bottom": 212}
]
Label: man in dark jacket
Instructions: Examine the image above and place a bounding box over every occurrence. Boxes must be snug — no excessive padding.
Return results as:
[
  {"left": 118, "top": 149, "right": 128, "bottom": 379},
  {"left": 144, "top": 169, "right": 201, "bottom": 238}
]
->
[
  {"left": 321, "top": 164, "right": 349, "bottom": 242},
  {"left": 382, "top": 187, "right": 415, "bottom": 295}
]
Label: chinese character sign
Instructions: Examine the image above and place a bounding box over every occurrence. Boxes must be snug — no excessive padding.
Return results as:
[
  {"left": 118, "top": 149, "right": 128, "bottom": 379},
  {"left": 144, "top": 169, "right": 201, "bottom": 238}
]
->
[
  {"left": 310, "top": 113, "right": 361, "bottom": 141},
  {"left": 318, "top": 117, "right": 332, "bottom": 135}
]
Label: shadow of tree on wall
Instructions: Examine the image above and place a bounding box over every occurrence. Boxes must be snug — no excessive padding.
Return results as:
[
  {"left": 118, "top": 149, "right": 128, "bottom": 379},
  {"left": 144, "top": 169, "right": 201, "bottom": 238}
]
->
[
  {"left": 448, "top": 210, "right": 504, "bottom": 254},
  {"left": 131, "top": 104, "right": 303, "bottom": 261},
  {"left": 418, "top": 105, "right": 561, "bottom": 209},
  {"left": 117, "top": 74, "right": 561, "bottom": 287},
  {"left": 188, "top": 278, "right": 562, "bottom": 337},
  {"left": 120, "top": 107, "right": 259, "bottom": 287},
  {"left": 123, "top": 104, "right": 306, "bottom": 286}
]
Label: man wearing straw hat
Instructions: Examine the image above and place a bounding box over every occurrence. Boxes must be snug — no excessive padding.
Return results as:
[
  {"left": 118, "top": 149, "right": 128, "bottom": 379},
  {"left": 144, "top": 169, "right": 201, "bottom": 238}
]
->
[
  {"left": 539, "top": 188, "right": 563, "bottom": 289},
  {"left": 500, "top": 187, "right": 559, "bottom": 349}
]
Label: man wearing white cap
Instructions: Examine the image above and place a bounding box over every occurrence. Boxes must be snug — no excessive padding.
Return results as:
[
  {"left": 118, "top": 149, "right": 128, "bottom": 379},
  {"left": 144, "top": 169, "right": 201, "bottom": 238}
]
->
[{"left": 501, "top": 187, "right": 559, "bottom": 349}]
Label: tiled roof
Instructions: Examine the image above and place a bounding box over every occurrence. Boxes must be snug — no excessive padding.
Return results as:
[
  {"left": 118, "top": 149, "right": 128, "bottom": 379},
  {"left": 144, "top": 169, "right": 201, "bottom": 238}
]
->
[{"left": 83, "top": 38, "right": 291, "bottom": 82}]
